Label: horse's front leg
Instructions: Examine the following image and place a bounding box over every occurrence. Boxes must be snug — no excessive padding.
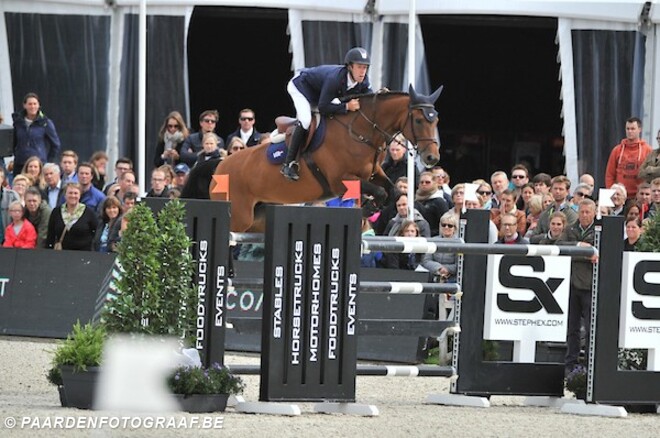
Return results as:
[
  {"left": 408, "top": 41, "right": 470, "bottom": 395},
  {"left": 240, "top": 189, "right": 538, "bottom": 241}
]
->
[
  {"left": 359, "top": 179, "right": 389, "bottom": 217},
  {"left": 368, "top": 165, "right": 395, "bottom": 205}
]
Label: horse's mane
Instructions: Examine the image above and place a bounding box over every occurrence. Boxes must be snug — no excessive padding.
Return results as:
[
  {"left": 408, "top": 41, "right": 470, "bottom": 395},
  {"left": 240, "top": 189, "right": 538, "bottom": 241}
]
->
[{"left": 349, "top": 90, "right": 409, "bottom": 101}]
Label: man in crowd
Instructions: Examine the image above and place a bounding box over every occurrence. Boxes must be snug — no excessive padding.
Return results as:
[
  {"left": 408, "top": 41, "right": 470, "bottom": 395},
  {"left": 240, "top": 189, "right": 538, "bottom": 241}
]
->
[
  {"left": 24, "top": 187, "right": 51, "bottom": 248},
  {"left": 173, "top": 163, "right": 190, "bottom": 191},
  {"left": 146, "top": 168, "right": 170, "bottom": 198},
  {"left": 111, "top": 170, "right": 136, "bottom": 204},
  {"left": 180, "top": 110, "right": 224, "bottom": 167},
  {"left": 42, "top": 162, "right": 63, "bottom": 209},
  {"left": 558, "top": 198, "right": 598, "bottom": 376},
  {"left": 225, "top": 108, "right": 263, "bottom": 148},
  {"left": 605, "top": 116, "right": 651, "bottom": 199},
  {"left": 414, "top": 171, "right": 449, "bottom": 237},
  {"left": 532, "top": 173, "right": 552, "bottom": 195},
  {"left": 77, "top": 162, "right": 106, "bottom": 213},
  {"left": 530, "top": 175, "right": 578, "bottom": 241},
  {"left": 103, "top": 157, "right": 133, "bottom": 195},
  {"left": 490, "top": 170, "right": 509, "bottom": 209},
  {"left": 496, "top": 212, "right": 529, "bottom": 244},
  {"left": 60, "top": 150, "right": 79, "bottom": 185}
]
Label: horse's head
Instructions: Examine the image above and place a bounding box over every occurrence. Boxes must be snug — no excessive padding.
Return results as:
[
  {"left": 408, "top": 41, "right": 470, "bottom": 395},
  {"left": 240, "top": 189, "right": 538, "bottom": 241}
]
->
[{"left": 404, "top": 84, "right": 443, "bottom": 168}]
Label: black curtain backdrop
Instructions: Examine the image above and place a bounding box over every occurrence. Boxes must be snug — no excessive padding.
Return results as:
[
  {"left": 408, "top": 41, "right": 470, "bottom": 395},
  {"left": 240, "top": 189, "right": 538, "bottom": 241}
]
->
[
  {"left": 120, "top": 15, "right": 187, "bottom": 183},
  {"left": 572, "top": 30, "right": 645, "bottom": 189},
  {"left": 6, "top": 13, "right": 110, "bottom": 163}
]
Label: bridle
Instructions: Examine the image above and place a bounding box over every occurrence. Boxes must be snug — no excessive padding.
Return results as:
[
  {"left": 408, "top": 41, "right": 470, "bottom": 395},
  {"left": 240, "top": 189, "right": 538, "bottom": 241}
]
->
[{"left": 331, "top": 93, "right": 439, "bottom": 176}]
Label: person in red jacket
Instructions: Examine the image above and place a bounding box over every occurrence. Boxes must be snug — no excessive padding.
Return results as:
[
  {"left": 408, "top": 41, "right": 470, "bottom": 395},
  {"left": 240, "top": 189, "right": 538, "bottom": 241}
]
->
[
  {"left": 605, "top": 117, "right": 652, "bottom": 199},
  {"left": 3, "top": 200, "right": 37, "bottom": 248}
]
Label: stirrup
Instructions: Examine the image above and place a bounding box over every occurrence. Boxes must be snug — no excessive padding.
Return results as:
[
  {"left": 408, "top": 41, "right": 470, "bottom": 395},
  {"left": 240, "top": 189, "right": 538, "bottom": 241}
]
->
[{"left": 281, "top": 161, "right": 300, "bottom": 181}]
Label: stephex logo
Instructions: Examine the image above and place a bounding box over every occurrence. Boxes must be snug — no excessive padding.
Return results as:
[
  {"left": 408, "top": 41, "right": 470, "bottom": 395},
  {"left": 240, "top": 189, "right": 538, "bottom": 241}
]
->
[
  {"left": 632, "top": 260, "right": 660, "bottom": 320},
  {"left": 497, "top": 256, "right": 564, "bottom": 314}
]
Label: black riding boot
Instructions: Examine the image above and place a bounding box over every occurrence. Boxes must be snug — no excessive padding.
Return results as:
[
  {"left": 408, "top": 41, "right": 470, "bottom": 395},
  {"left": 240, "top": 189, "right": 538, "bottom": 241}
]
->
[{"left": 281, "top": 124, "right": 307, "bottom": 181}]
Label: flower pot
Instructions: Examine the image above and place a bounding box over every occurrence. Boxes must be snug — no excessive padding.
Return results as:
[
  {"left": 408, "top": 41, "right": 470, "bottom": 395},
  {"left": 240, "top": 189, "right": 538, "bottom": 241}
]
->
[
  {"left": 60, "top": 366, "right": 100, "bottom": 410},
  {"left": 174, "top": 394, "right": 229, "bottom": 413}
]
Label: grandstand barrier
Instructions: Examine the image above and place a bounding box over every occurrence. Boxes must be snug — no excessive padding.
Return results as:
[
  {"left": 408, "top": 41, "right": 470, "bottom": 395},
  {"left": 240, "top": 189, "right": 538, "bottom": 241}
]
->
[{"left": 0, "top": 248, "right": 115, "bottom": 338}]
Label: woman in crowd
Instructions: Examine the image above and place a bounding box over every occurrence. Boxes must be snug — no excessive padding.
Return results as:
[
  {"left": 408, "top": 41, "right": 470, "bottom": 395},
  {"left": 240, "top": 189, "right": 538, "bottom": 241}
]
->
[
  {"left": 93, "top": 196, "right": 122, "bottom": 253},
  {"left": 519, "top": 183, "right": 535, "bottom": 214},
  {"left": 20, "top": 156, "right": 46, "bottom": 190},
  {"left": 533, "top": 211, "right": 567, "bottom": 245},
  {"left": 360, "top": 216, "right": 382, "bottom": 268},
  {"left": 90, "top": 150, "right": 109, "bottom": 191},
  {"left": 383, "top": 219, "right": 423, "bottom": 270},
  {"left": 610, "top": 183, "right": 627, "bottom": 216},
  {"left": 624, "top": 217, "right": 643, "bottom": 251},
  {"left": 195, "top": 132, "right": 224, "bottom": 167},
  {"left": 450, "top": 183, "right": 466, "bottom": 216},
  {"left": 154, "top": 111, "right": 189, "bottom": 167},
  {"left": 524, "top": 194, "right": 544, "bottom": 239},
  {"left": 383, "top": 192, "right": 431, "bottom": 237},
  {"left": 542, "top": 193, "right": 554, "bottom": 210},
  {"left": 422, "top": 212, "right": 460, "bottom": 283},
  {"left": 46, "top": 182, "right": 97, "bottom": 250},
  {"left": 11, "top": 174, "right": 32, "bottom": 205},
  {"left": 475, "top": 180, "right": 493, "bottom": 209},
  {"left": 11, "top": 92, "right": 61, "bottom": 177},
  {"left": 3, "top": 200, "right": 37, "bottom": 248},
  {"left": 227, "top": 137, "right": 247, "bottom": 155}
]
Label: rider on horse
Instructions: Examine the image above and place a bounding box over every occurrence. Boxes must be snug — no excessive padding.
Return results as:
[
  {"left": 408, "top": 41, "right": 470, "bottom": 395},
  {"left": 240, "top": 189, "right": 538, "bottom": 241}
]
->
[{"left": 281, "top": 47, "right": 373, "bottom": 181}]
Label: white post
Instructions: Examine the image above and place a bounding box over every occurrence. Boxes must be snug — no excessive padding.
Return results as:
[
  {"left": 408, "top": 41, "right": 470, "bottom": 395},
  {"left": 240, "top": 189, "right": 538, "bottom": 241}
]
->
[
  {"left": 138, "top": 0, "right": 147, "bottom": 195},
  {"left": 406, "top": 0, "right": 416, "bottom": 221}
]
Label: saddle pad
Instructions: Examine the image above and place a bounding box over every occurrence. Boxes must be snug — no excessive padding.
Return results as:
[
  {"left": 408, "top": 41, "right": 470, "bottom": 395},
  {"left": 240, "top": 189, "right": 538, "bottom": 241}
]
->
[
  {"left": 266, "top": 141, "right": 287, "bottom": 164},
  {"left": 265, "top": 117, "right": 328, "bottom": 165}
]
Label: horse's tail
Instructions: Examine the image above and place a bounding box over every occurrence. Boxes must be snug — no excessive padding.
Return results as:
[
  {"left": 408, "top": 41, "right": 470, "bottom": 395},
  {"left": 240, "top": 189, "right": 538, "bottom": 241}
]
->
[{"left": 180, "top": 158, "right": 221, "bottom": 199}]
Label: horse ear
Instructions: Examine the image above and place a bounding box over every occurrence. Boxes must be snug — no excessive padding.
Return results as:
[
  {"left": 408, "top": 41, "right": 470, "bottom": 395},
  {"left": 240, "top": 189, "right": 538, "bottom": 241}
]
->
[
  {"left": 408, "top": 84, "right": 419, "bottom": 101},
  {"left": 429, "top": 85, "right": 444, "bottom": 104}
]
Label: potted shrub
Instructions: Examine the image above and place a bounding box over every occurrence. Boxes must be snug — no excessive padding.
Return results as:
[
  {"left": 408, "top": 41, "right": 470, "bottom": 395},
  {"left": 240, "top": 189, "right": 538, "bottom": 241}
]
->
[
  {"left": 168, "top": 363, "right": 245, "bottom": 413},
  {"left": 48, "top": 200, "right": 201, "bottom": 409},
  {"left": 102, "top": 200, "right": 197, "bottom": 341},
  {"left": 48, "top": 321, "right": 106, "bottom": 409}
]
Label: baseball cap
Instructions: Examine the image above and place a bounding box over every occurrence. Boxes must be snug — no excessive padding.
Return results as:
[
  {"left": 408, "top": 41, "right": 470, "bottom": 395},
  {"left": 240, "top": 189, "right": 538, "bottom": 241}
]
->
[{"left": 174, "top": 163, "right": 190, "bottom": 175}]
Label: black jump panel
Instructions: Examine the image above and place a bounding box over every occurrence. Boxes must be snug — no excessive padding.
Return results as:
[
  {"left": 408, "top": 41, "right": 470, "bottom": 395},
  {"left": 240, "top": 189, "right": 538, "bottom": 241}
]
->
[
  {"left": 143, "top": 198, "right": 230, "bottom": 367},
  {"left": 260, "top": 205, "right": 361, "bottom": 402},
  {"left": 453, "top": 209, "right": 564, "bottom": 396}
]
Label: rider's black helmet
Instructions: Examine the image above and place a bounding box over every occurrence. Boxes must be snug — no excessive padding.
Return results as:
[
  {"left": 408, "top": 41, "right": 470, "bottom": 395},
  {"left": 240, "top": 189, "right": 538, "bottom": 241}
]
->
[{"left": 344, "top": 47, "right": 370, "bottom": 66}]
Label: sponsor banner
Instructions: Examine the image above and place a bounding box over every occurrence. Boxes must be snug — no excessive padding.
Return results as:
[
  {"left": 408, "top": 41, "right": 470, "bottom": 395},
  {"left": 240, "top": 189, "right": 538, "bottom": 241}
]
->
[
  {"left": 619, "top": 252, "right": 660, "bottom": 349},
  {"left": 484, "top": 254, "right": 571, "bottom": 343}
]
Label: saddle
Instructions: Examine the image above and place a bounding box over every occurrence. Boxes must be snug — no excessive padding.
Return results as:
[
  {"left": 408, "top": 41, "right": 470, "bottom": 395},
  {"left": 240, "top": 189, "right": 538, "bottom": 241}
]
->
[{"left": 267, "top": 114, "right": 325, "bottom": 165}]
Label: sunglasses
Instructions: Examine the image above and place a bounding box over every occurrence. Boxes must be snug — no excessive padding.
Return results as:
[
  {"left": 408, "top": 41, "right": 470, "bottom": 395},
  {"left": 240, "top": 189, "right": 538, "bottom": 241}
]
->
[
  {"left": 232, "top": 146, "right": 245, "bottom": 151},
  {"left": 202, "top": 119, "right": 217, "bottom": 124},
  {"left": 240, "top": 117, "right": 254, "bottom": 121},
  {"left": 511, "top": 175, "right": 526, "bottom": 179},
  {"left": 167, "top": 124, "right": 178, "bottom": 128},
  {"left": 477, "top": 190, "right": 492, "bottom": 195},
  {"left": 574, "top": 192, "right": 586, "bottom": 197},
  {"left": 440, "top": 223, "right": 455, "bottom": 228},
  {"left": 419, "top": 180, "right": 433, "bottom": 185}
]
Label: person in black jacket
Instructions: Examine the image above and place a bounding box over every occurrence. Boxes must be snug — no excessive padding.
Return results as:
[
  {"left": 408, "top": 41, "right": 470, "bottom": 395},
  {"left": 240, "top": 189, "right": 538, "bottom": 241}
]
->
[
  {"left": 282, "top": 47, "right": 372, "bottom": 181},
  {"left": 225, "top": 109, "right": 263, "bottom": 149},
  {"left": 46, "top": 182, "right": 97, "bottom": 251}
]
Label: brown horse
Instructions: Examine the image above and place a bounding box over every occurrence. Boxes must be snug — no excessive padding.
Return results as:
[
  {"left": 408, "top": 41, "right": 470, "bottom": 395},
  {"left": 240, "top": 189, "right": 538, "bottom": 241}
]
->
[{"left": 210, "top": 84, "right": 443, "bottom": 232}]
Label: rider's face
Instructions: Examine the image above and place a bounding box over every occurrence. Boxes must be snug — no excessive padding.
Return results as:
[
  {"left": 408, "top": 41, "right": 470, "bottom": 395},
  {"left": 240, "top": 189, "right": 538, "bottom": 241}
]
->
[{"left": 348, "top": 63, "right": 369, "bottom": 83}]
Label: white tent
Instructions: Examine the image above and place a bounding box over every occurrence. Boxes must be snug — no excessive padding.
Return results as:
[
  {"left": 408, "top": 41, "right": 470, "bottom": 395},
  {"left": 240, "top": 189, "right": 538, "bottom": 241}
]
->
[{"left": 0, "top": 0, "right": 656, "bottom": 189}]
